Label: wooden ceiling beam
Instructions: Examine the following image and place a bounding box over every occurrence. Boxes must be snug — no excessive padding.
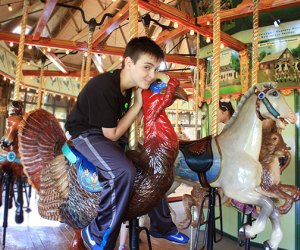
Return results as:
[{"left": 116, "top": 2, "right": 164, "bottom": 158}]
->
[
  {"left": 92, "top": 3, "right": 129, "bottom": 46},
  {"left": 138, "top": 0, "right": 247, "bottom": 51},
  {"left": 164, "top": 71, "right": 192, "bottom": 80},
  {"left": 1, "top": 31, "right": 197, "bottom": 66},
  {"left": 22, "top": 70, "right": 98, "bottom": 77},
  {"left": 155, "top": 26, "right": 188, "bottom": 46},
  {"left": 32, "top": 0, "right": 58, "bottom": 40},
  {"left": 198, "top": 0, "right": 300, "bottom": 25},
  {"left": 42, "top": 50, "right": 69, "bottom": 73},
  {"left": 70, "top": 0, "right": 125, "bottom": 41},
  {"left": 22, "top": 70, "right": 193, "bottom": 81}
]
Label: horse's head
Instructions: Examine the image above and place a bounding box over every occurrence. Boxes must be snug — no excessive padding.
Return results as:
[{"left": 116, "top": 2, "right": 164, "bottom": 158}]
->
[
  {"left": 1, "top": 115, "right": 23, "bottom": 148},
  {"left": 255, "top": 83, "right": 297, "bottom": 129}
]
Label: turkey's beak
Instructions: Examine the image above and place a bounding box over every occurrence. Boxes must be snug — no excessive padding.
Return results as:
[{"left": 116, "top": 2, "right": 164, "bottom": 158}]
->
[{"left": 174, "top": 85, "right": 188, "bottom": 102}]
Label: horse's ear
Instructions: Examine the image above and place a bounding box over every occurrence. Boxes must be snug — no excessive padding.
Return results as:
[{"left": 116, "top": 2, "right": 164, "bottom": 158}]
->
[{"left": 254, "top": 83, "right": 264, "bottom": 92}]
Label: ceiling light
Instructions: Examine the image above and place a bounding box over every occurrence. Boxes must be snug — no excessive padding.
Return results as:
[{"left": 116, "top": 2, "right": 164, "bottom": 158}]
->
[
  {"left": 9, "top": 42, "right": 13, "bottom": 47},
  {"left": 66, "top": 50, "right": 70, "bottom": 54},
  {"left": 190, "top": 29, "right": 195, "bottom": 36},
  {"left": 158, "top": 61, "right": 167, "bottom": 71},
  {"left": 13, "top": 25, "right": 31, "bottom": 35},
  {"left": 28, "top": 44, "right": 32, "bottom": 49},
  {"left": 47, "top": 47, "right": 51, "bottom": 52},
  {"left": 274, "top": 19, "right": 280, "bottom": 27},
  {"left": 8, "top": 4, "right": 12, "bottom": 12},
  {"left": 206, "top": 37, "right": 211, "bottom": 43},
  {"left": 174, "top": 22, "right": 178, "bottom": 28},
  {"left": 220, "top": 43, "right": 224, "bottom": 49}
]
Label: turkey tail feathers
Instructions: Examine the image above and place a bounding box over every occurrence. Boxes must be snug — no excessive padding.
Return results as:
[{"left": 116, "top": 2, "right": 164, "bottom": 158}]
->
[{"left": 18, "top": 109, "right": 67, "bottom": 190}]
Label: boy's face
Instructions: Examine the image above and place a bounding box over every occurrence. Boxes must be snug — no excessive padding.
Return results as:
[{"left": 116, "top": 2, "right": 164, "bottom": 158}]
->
[{"left": 126, "top": 53, "right": 162, "bottom": 89}]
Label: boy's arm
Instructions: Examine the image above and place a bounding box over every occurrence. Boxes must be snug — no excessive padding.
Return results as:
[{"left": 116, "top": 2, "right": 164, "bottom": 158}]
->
[{"left": 102, "top": 88, "right": 143, "bottom": 141}]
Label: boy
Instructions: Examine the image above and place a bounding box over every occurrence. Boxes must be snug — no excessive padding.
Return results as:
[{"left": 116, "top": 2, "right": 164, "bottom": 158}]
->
[{"left": 65, "top": 37, "right": 188, "bottom": 250}]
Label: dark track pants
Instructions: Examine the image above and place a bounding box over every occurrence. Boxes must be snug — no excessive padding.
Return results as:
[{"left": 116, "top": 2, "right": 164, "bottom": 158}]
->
[
  {"left": 73, "top": 129, "right": 136, "bottom": 250},
  {"left": 148, "top": 197, "right": 178, "bottom": 236}
]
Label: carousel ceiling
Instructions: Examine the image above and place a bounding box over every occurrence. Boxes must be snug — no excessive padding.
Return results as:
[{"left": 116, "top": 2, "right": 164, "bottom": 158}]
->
[{"left": 0, "top": 0, "right": 300, "bottom": 90}]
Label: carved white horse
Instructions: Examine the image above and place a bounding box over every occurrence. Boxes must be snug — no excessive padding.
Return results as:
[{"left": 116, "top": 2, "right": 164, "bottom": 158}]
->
[{"left": 180, "top": 83, "right": 296, "bottom": 250}]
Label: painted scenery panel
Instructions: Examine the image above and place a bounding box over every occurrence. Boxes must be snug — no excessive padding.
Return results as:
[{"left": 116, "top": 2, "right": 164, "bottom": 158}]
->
[{"left": 258, "top": 37, "right": 300, "bottom": 87}]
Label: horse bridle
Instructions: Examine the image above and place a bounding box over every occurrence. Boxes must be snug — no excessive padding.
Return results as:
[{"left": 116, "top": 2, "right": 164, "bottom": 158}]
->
[{"left": 255, "top": 88, "right": 281, "bottom": 121}]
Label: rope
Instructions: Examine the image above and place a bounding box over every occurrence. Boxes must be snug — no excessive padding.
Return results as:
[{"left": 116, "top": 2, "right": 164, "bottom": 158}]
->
[
  {"left": 211, "top": 0, "right": 221, "bottom": 136},
  {"left": 194, "top": 33, "right": 200, "bottom": 139},
  {"left": 80, "top": 55, "right": 86, "bottom": 91},
  {"left": 84, "top": 27, "right": 94, "bottom": 86},
  {"left": 129, "top": 0, "right": 138, "bottom": 40},
  {"left": 14, "top": 0, "right": 29, "bottom": 101},
  {"left": 199, "top": 63, "right": 206, "bottom": 104},
  {"left": 240, "top": 49, "right": 250, "bottom": 93},
  {"left": 37, "top": 62, "right": 44, "bottom": 108},
  {"left": 41, "top": 76, "right": 46, "bottom": 108},
  {"left": 252, "top": 0, "right": 259, "bottom": 86},
  {"left": 128, "top": 0, "right": 139, "bottom": 150}
]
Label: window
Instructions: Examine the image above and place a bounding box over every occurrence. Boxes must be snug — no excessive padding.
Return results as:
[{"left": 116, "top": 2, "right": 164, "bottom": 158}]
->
[{"left": 9, "top": 88, "right": 72, "bottom": 129}]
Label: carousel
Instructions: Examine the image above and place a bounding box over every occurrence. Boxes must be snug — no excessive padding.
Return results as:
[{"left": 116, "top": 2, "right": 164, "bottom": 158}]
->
[{"left": 0, "top": 0, "right": 300, "bottom": 250}]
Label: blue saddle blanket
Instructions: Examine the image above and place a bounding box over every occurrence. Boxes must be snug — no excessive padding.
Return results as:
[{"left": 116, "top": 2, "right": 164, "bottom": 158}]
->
[
  {"left": 62, "top": 143, "right": 102, "bottom": 193},
  {"left": 174, "top": 150, "right": 199, "bottom": 183}
]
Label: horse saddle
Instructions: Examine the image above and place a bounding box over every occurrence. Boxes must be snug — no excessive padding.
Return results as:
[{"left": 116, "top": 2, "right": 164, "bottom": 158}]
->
[
  {"left": 179, "top": 135, "right": 213, "bottom": 174},
  {"left": 62, "top": 142, "right": 102, "bottom": 193}
]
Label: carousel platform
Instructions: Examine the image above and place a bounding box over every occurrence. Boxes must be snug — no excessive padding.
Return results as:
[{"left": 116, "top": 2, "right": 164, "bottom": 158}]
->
[{"left": 0, "top": 185, "right": 261, "bottom": 250}]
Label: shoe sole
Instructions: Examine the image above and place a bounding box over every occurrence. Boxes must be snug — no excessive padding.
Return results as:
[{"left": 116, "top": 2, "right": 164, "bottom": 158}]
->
[
  {"left": 150, "top": 235, "right": 188, "bottom": 245},
  {"left": 81, "top": 230, "right": 92, "bottom": 250}
]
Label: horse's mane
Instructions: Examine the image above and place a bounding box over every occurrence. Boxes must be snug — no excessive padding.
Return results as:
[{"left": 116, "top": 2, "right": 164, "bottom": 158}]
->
[{"left": 222, "top": 82, "right": 277, "bottom": 133}]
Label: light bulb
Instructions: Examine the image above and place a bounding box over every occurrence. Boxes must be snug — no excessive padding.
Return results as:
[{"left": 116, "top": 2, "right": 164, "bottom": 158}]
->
[
  {"left": 174, "top": 22, "right": 178, "bottom": 28},
  {"left": 8, "top": 4, "right": 12, "bottom": 11},
  {"left": 274, "top": 19, "right": 280, "bottom": 27},
  {"left": 28, "top": 44, "right": 32, "bottom": 49},
  {"left": 190, "top": 29, "right": 195, "bottom": 36},
  {"left": 9, "top": 42, "right": 13, "bottom": 47},
  {"left": 66, "top": 50, "right": 70, "bottom": 54},
  {"left": 206, "top": 37, "right": 211, "bottom": 43}
]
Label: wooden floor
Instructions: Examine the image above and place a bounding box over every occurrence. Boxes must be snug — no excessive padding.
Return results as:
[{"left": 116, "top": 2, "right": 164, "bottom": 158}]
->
[{"left": 0, "top": 185, "right": 261, "bottom": 250}]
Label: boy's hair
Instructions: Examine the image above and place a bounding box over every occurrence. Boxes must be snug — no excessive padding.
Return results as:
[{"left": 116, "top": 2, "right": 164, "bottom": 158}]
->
[
  {"left": 219, "top": 100, "right": 235, "bottom": 117},
  {"left": 122, "top": 36, "right": 164, "bottom": 67}
]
